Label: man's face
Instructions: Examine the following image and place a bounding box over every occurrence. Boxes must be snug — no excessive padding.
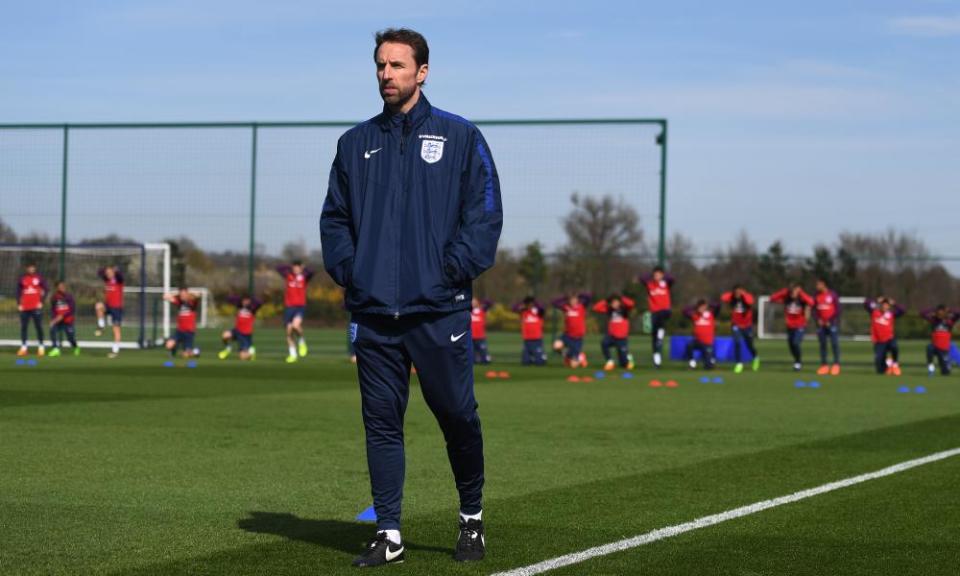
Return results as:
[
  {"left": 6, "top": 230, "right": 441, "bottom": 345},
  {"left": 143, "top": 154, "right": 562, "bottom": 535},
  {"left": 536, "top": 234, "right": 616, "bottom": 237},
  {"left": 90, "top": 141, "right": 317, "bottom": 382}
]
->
[
  {"left": 653, "top": 270, "right": 664, "bottom": 282},
  {"left": 880, "top": 300, "right": 890, "bottom": 312},
  {"left": 568, "top": 295, "right": 579, "bottom": 306},
  {"left": 179, "top": 289, "right": 189, "bottom": 300},
  {"left": 26, "top": 265, "right": 36, "bottom": 275},
  {"left": 105, "top": 267, "right": 115, "bottom": 279},
  {"left": 376, "top": 42, "right": 427, "bottom": 111},
  {"left": 791, "top": 286, "right": 801, "bottom": 298},
  {"left": 292, "top": 264, "right": 303, "bottom": 275},
  {"left": 611, "top": 299, "right": 622, "bottom": 310},
  {"left": 816, "top": 280, "right": 826, "bottom": 292},
  {"left": 57, "top": 282, "right": 66, "bottom": 292},
  {"left": 471, "top": 298, "right": 479, "bottom": 308}
]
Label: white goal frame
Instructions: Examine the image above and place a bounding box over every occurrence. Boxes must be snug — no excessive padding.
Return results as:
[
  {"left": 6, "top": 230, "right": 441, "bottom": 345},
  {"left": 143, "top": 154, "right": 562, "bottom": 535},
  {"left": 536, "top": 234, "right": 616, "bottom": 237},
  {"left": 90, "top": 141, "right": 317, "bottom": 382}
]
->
[{"left": 0, "top": 242, "right": 171, "bottom": 349}]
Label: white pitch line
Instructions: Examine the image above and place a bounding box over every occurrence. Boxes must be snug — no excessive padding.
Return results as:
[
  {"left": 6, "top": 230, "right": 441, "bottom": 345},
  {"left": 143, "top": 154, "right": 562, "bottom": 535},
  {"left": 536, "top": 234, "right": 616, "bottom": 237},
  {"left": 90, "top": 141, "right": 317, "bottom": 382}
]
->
[{"left": 491, "top": 447, "right": 960, "bottom": 576}]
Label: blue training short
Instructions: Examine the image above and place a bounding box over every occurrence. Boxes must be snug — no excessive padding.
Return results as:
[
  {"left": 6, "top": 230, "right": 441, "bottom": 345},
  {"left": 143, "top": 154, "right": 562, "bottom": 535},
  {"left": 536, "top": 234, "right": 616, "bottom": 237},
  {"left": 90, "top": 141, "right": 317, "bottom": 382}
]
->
[
  {"left": 283, "top": 306, "right": 305, "bottom": 325},
  {"left": 173, "top": 330, "right": 195, "bottom": 351},
  {"left": 106, "top": 306, "right": 123, "bottom": 326},
  {"left": 231, "top": 329, "right": 253, "bottom": 351}
]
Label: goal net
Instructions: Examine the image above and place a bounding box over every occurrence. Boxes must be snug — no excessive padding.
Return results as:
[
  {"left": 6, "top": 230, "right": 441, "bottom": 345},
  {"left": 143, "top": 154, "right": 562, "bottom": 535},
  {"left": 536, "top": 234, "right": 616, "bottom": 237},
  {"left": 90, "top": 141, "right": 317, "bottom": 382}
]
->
[
  {"left": 0, "top": 243, "right": 171, "bottom": 349},
  {"left": 757, "top": 295, "right": 872, "bottom": 341}
]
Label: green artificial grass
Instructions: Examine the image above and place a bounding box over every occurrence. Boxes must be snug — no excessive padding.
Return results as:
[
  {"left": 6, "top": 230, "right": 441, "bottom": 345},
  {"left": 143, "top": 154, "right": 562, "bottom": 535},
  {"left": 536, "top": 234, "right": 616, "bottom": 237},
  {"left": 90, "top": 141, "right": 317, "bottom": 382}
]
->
[{"left": 1, "top": 330, "right": 957, "bottom": 575}]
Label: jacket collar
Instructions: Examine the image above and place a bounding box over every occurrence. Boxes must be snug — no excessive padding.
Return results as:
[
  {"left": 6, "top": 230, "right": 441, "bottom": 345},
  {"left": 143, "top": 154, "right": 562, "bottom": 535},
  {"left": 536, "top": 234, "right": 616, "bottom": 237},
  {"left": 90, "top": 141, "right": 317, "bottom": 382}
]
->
[{"left": 376, "top": 93, "right": 432, "bottom": 132}]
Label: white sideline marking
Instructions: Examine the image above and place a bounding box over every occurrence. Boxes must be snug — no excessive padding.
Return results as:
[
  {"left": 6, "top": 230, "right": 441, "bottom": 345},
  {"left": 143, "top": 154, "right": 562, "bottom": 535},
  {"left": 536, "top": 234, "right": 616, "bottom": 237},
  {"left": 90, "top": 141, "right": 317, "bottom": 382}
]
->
[{"left": 491, "top": 447, "right": 960, "bottom": 576}]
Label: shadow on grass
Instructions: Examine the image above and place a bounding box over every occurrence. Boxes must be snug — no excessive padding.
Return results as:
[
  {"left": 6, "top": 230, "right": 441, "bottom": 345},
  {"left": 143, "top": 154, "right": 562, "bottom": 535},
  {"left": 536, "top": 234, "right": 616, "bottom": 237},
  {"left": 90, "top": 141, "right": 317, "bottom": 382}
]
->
[{"left": 237, "top": 511, "right": 453, "bottom": 555}]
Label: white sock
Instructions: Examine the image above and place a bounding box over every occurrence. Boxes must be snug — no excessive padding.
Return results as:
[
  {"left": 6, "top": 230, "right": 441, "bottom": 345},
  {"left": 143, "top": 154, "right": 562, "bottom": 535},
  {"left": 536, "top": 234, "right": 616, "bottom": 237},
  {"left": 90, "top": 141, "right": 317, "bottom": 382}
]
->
[
  {"left": 98, "top": 318, "right": 105, "bottom": 329},
  {"left": 39, "top": 345, "right": 45, "bottom": 352},
  {"left": 112, "top": 344, "right": 119, "bottom": 354},
  {"left": 378, "top": 529, "right": 401, "bottom": 544},
  {"left": 460, "top": 510, "right": 482, "bottom": 522},
  {"left": 288, "top": 345, "right": 296, "bottom": 357}
]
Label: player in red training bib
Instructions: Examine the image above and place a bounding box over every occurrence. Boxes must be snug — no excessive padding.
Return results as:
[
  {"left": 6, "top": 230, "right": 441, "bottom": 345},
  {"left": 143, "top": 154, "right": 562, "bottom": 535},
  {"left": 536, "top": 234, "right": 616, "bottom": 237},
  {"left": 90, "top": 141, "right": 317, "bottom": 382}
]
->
[
  {"left": 164, "top": 288, "right": 200, "bottom": 359},
  {"left": 219, "top": 295, "right": 262, "bottom": 361},
  {"left": 16, "top": 263, "right": 48, "bottom": 357},
  {"left": 640, "top": 266, "right": 674, "bottom": 368},
  {"left": 770, "top": 284, "right": 814, "bottom": 371},
  {"left": 864, "top": 296, "right": 905, "bottom": 375},
  {"left": 551, "top": 292, "right": 591, "bottom": 368},
  {"left": 721, "top": 285, "right": 758, "bottom": 373},
  {"left": 921, "top": 305, "right": 960, "bottom": 376},
  {"left": 48, "top": 280, "right": 79, "bottom": 357},
  {"left": 94, "top": 265, "right": 125, "bottom": 357},
  {"left": 512, "top": 297, "right": 546, "bottom": 365},
  {"left": 471, "top": 298, "right": 493, "bottom": 365},
  {"left": 683, "top": 299, "right": 720, "bottom": 370},
  {"left": 593, "top": 294, "right": 636, "bottom": 371},
  {"left": 814, "top": 279, "right": 841, "bottom": 376},
  {"left": 277, "top": 260, "right": 314, "bottom": 363}
]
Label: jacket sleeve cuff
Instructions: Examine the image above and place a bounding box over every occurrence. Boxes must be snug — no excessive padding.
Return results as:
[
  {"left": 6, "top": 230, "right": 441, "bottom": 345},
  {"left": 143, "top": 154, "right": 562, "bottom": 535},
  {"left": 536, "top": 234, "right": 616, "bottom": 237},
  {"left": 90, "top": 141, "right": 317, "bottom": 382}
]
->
[
  {"left": 332, "top": 258, "right": 353, "bottom": 288},
  {"left": 443, "top": 256, "right": 462, "bottom": 286}
]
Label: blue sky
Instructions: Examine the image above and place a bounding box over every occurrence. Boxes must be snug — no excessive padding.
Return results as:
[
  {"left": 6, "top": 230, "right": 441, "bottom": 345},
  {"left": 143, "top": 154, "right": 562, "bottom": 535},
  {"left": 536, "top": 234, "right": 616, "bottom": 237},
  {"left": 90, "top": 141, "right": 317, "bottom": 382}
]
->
[{"left": 1, "top": 0, "right": 958, "bottom": 262}]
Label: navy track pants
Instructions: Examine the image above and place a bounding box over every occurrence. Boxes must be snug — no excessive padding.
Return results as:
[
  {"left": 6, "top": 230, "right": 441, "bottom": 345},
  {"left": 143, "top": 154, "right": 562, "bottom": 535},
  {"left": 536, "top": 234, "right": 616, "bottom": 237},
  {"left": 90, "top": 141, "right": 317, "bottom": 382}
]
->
[{"left": 351, "top": 310, "right": 483, "bottom": 531}]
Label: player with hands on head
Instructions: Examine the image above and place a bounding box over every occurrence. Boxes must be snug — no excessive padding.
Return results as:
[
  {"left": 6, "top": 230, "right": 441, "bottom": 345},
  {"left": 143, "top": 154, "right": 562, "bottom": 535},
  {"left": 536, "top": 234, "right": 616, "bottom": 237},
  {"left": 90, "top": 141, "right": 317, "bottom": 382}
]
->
[
  {"left": 163, "top": 287, "right": 200, "bottom": 359},
  {"left": 864, "top": 296, "right": 905, "bottom": 375},
  {"left": 48, "top": 280, "right": 79, "bottom": 357},
  {"left": 277, "top": 260, "right": 314, "bottom": 363},
  {"left": 920, "top": 304, "right": 958, "bottom": 376},
  {"left": 770, "top": 283, "right": 814, "bottom": 371},
  {"left": 640, "top": 266, "right": 674, "bottom": 368},
  {"left": 94, "top": 265, "right": 125, "bottom": 357},
  {"left": 683, "top": 299, "right": 721, "bottom": 370},
  {"left": 513, "top": 297, "right": 547, "bottom": 366},
  {"left": 813, "top": 278, "right": 841, "bottom": 376},
  {"left": 593, "top": 293, "right": 636, "bottom": 371},
  {"left": 551, "top": 292, "right": 591, "bottom": 368},
  {"left": 721, "top": 285, "right": 758, "bottom": 373},
  {"left": 219, "top": 295, "right": 262, "bottom": 361}
]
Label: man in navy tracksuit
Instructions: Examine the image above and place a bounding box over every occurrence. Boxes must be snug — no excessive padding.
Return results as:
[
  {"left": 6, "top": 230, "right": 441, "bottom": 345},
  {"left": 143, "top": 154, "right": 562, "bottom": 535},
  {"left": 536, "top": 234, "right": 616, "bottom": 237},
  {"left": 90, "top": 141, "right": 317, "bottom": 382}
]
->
[{"left": 320, "top": 28, "right": 502, "bottom": 568}]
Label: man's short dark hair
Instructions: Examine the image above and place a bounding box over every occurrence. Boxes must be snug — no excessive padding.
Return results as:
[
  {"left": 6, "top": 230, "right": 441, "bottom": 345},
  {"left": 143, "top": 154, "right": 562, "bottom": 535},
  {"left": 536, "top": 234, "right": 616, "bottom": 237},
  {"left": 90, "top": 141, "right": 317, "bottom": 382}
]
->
[{"left": 374, "top": 28, "right": 430, "bottom": 70}]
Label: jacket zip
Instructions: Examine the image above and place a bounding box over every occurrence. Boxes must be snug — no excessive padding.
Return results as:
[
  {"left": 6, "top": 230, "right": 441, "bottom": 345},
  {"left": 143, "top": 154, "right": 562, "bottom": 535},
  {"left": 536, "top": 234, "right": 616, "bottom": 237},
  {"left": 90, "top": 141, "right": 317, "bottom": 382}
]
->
[{"left": 394, "top": 120, "right": 410, "bottom": 319}]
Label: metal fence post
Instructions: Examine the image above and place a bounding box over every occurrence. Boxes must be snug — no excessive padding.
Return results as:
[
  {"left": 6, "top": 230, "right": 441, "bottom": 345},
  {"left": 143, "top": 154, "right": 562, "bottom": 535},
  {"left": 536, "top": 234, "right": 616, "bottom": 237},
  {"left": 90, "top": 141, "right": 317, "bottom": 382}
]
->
[
  {"left": 59, "top": 125, "right": 69, "bottom": 278},
  {"left": 657, "top": 120, "right": 668, "bottom": 267},
  {"left": 248, "top": 123, "right": 258, "bottom": 294}
]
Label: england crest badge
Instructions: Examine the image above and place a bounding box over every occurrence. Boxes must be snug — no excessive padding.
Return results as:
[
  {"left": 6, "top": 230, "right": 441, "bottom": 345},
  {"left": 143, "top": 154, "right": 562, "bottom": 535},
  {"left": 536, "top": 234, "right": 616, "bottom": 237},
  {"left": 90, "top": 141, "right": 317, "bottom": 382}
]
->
[{"left": 421, "top": 139, "right": 444, "bottom": 164}]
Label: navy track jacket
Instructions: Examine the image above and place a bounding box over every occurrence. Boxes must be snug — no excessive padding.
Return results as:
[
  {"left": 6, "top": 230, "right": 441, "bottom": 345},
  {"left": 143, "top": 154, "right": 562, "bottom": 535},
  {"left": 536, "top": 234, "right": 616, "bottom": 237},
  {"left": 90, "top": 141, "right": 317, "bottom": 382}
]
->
[{"left": 320, "top": 95, "right": 503, "bottom": 317}]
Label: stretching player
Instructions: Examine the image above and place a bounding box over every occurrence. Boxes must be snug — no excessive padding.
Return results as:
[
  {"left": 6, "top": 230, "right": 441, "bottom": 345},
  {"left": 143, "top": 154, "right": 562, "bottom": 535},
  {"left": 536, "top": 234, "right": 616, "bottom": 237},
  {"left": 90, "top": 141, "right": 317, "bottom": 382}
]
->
[
  {"left": 683, "top": 299, "right": 720, "bottom": 370},
  {"left": 814, "top": 279, "right": 841, "bottom": 376},
  {"left": 16, "top": 263, "right": 48, "bottom": 357},
  {"left": 48, "top": 280, "right": 79, "bottom": 356},
  {"left": 94, "top": 265, "right": 125, "bottom": 357},
  {"left": 277, "top": 260, "right": 314, "bottom": 363},
  {"left": 865, "top": 296, "right": 905, "bottom": 375},
  {"left": 552, "top": 292, "right": 591, "bottom": 368},
  {"left": 512, "top": 297, "right": 546, "bottom": 365},
  {"left": 920, "top": 305, "right": 958, "bottom": 376},
  {"left": 471, "top": 298, "right": 493, "bottom": 365},
  {"left": 770, "top": 284, "right": 814, "bottom": 371},
  {"left": 640, "top": 266, "right": 674, "bottom": 368},
  {"left": 721, "top": 285, "right": 759, "bottom": 373},
  {"left": 593, "top": 293, "right": 636, "bottom": 371},
  {"left": 163, "top": 288, "right": 199, "bottom": 359},
  {"left": 219, "top": 295, "right": 261, "bottom": 361}
]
